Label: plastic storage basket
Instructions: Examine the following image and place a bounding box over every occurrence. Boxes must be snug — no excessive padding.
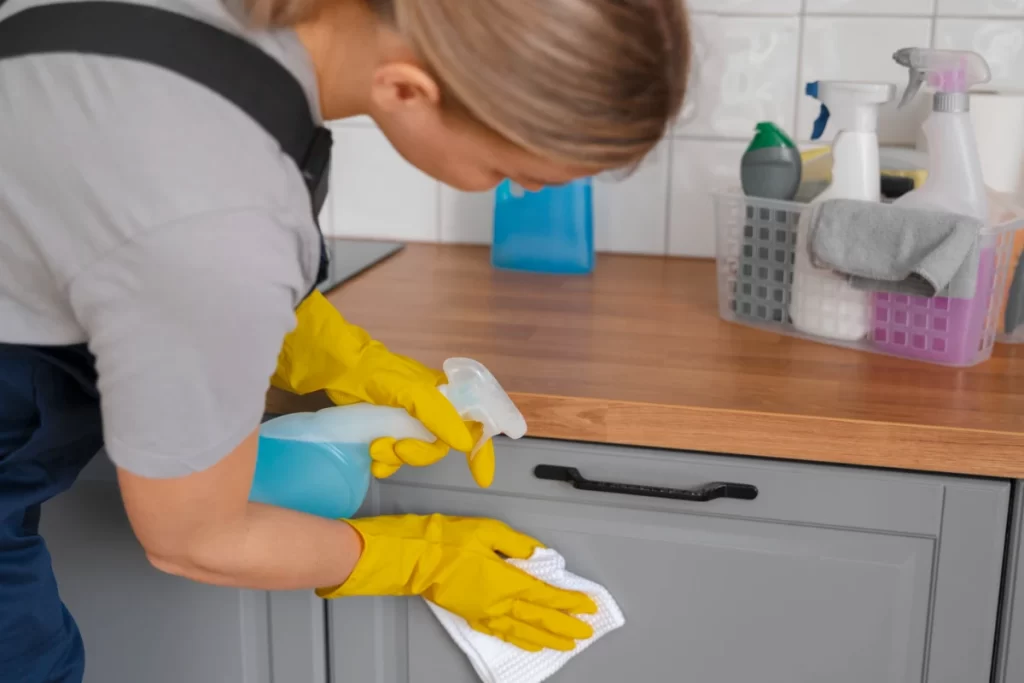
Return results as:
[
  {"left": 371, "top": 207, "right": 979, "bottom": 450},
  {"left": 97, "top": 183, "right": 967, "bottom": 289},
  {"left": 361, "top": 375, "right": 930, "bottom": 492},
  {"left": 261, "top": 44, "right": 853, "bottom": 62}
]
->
[{"left": 714, "top": 191, "right": 1024, "bottom": 366}]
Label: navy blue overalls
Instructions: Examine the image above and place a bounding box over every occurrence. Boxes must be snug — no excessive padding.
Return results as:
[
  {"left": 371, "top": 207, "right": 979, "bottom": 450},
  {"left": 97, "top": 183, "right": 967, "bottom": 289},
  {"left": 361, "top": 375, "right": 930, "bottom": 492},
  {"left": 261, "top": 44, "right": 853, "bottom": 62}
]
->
[{"left": 0, "top": 4, "right": 331, "bottom": 679}]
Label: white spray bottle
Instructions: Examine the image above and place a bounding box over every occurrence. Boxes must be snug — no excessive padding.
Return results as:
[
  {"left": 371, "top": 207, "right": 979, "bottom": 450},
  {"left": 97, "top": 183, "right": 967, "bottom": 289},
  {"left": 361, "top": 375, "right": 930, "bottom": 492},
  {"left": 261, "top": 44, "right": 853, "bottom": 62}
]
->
[
  {"left": 892, "top": 48, "right": 991, "bottom": 221},
  {"left": 790, "top": 81, "right": 897, "bottom": 340},
  {"left": 250, "top": 358, "right": 527, "bottom": 519}
]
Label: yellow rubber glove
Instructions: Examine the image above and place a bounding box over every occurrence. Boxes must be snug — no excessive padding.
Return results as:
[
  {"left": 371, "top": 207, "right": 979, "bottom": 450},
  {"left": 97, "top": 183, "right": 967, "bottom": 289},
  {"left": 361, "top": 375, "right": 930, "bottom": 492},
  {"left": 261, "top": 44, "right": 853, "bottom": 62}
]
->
[
  {"left": 369, "top": 422, "right": 497, "bottom": 487},
  {"left": 272, "top": 291, "right": 495, "bottom": 487},
  {"left": 317, "top": 515, "right": 597, "bottom": 652}
]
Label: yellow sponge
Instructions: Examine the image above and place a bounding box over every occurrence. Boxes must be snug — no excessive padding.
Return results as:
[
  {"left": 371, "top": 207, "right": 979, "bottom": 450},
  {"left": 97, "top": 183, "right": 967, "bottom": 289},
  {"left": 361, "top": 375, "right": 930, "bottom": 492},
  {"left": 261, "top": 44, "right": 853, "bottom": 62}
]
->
[
  {"left": 800, "top": 147, "right": 928, "bottom": 189},
  {"left": 800, "top": 147, "right": 830, "bottom": 164}
]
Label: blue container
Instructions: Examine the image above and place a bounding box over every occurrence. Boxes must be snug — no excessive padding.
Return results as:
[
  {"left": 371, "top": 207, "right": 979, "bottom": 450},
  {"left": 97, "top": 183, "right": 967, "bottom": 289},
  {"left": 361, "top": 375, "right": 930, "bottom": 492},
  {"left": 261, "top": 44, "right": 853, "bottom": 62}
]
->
[
  {"left": 492, "top": 178, "right": 594, "bottom": 274},
  {"left": 250, "top": 435, "right": 371, "bottom": 520}
]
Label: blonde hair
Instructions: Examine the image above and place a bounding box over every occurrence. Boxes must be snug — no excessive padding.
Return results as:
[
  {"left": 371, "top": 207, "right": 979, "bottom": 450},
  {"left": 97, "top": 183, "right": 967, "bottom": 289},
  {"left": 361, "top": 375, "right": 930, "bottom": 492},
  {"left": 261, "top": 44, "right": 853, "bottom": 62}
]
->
[{"left": 247, "top": 0, "right": 690, "bottom": 168}]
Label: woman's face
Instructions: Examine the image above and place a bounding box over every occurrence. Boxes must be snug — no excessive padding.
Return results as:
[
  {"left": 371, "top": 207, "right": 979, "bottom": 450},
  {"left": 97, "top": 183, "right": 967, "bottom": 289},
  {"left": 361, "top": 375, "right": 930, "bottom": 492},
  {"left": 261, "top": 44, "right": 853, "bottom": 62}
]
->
[
  {"left": 358, "top": 59, "right": 599, "bottom": 193},
  {"left": 373, "top": 103, "right": 597, "bottom": 193},
  {"left": 304, "top": 17, "right": 603, "bottom": 192}
]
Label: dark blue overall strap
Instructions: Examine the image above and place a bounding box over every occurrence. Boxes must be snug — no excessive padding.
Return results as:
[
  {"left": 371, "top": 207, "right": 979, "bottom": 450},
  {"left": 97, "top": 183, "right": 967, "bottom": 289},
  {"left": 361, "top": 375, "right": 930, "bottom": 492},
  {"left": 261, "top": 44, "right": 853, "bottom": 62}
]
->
[
  {"left": 0, "top": 1, "right": 332, "bottom": 216},
  {"left": 0, "top": 1, "right": 332, "bottom": 288}
]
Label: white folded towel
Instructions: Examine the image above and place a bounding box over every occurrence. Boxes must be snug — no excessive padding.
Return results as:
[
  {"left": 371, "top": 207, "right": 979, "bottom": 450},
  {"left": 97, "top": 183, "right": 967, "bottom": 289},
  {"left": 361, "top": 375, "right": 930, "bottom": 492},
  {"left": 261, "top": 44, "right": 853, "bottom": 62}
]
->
[{"left": 425, "top": 548, "right": 625, "bottom": 683}]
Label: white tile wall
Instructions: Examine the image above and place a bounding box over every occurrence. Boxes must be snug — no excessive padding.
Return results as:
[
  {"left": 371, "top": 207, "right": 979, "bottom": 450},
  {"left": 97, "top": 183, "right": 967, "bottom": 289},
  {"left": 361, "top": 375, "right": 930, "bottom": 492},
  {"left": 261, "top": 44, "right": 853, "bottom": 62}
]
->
[
  {"left": 326, "top": 126, "right": 439, "bottom": 241},
  {"left": 324, "top": 2, "right": 1024, "bottom": 257},
  {"left": 687, "top": 0, "right": 801, "bottom": 14},
  {"left": 798, "top": 16, "right": 934, "bottom": 145},
  {"left": 439, "top": 187, "right": 494, "bottom": 245},
  {"left": 595, "top": 142, "right": 673, "bottom": 254},
  {"left": 806, "top": 0, "right": 935, "bottom": 15},
  {"left": 938, "top": 0, "right": 1024, "bottom": 17},
  {"left": 680, "top": 15, "right": 801, "bottom": 138},
  {"left": 669, "top": 139, "right": 746, "bottom": 257},
  {"left": 935, "top": 19, "right": 1024, "bottom": 88}
]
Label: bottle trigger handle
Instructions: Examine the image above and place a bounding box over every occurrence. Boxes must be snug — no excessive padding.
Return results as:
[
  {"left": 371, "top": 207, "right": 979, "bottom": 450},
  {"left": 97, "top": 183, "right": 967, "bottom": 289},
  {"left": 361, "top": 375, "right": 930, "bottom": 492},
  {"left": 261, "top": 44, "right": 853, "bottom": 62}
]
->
[
  {"left": 810, "top": 104, "right": 830, "bottom": 141},
  {"left": 894, "top": 48, "right": 924, "bottom": 108}
]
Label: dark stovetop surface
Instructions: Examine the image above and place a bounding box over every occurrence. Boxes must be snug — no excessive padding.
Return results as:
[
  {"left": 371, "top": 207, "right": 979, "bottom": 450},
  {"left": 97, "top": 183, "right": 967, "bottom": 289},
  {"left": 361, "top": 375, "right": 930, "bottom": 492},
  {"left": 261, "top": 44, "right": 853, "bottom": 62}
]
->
[{"left": 317, "top": 238, "right": 404, "bottom": 294}]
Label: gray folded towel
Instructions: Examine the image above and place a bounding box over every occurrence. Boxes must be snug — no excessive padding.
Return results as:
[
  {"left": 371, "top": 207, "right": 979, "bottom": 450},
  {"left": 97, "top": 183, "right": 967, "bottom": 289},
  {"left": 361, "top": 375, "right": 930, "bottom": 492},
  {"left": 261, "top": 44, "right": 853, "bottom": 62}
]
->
[{"left": 806, "top": 198, "right": 983, "bottom": 299}]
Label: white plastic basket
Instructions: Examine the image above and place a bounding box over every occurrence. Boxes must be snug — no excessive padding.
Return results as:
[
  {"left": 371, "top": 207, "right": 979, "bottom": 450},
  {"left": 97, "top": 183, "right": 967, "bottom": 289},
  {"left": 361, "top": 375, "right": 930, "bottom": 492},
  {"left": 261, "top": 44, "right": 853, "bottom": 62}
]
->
[{"left": 714, "top": 191, "right": 1024, "bottom": 366}]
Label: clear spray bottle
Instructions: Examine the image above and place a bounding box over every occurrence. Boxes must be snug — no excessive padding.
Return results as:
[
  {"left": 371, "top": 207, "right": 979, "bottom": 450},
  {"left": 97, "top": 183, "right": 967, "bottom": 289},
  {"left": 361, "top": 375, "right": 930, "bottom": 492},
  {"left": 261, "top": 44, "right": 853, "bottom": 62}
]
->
[
  {"left": 789, "top": 81, "right": 896, "bottom": 341},
  {"left": 251, "top": 358, "right": 527, "bottom": 519},
  {"left": 867, "top": 48, "right": 995, "bottom": 364},
  {"left": 891, "top": 48, "right": 991, "bottom": 221}
]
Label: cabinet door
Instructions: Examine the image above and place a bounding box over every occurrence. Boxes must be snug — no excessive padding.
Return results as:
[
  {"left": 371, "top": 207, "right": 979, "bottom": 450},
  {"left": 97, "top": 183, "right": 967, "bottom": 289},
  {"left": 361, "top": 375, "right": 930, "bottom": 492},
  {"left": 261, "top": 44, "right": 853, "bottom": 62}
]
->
[
  {"left": 329, "top": 439, "right": 1009, "bottom": 683},
  {"left": 995, "top": 482, "right": 1024, "bottom": 683},
  {"left": 42, "top": 455, "right": 328, "bottom": 683}
]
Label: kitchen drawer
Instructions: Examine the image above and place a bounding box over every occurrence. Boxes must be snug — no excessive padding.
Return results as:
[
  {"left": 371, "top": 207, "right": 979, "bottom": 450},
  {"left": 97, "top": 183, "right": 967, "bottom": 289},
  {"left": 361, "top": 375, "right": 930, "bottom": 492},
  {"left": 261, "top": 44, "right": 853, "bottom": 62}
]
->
[
  {"left": 332, "top": 439, "right": 1010, "bottom": 683},
  {"left": 380, "top": 438, "right": 951, "bottom": 536}
]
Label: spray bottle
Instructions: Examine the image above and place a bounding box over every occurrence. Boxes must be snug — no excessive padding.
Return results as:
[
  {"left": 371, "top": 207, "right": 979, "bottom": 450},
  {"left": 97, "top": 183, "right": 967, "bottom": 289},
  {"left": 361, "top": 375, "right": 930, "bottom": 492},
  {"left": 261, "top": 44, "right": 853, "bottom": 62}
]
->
[
  {"left": 250, "top": 358, "right": 527, "bottom": 519},
  {"left": 892, "top": 48, "right": 991, "bottom": 220},
  {"left": 867, "top": 48, "right": 995, "bottom": 364},
  {"left": 790, "top": 81, "right": 896, "bottom": 340}
]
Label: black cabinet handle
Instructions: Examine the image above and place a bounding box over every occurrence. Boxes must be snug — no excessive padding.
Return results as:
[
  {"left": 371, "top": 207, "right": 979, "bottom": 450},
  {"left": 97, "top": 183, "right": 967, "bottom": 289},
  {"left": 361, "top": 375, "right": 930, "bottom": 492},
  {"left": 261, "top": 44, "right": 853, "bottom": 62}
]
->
[{"left": 533, "top": 465, "right": 758, "bottom": 502}]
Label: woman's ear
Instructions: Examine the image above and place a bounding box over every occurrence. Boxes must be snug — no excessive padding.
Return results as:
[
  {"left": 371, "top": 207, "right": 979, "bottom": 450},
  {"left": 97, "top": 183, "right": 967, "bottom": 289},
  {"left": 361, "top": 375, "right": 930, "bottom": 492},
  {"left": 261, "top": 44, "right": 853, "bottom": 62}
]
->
[{"left": 369, "top": 63, "right": 441, "bottom": 114}]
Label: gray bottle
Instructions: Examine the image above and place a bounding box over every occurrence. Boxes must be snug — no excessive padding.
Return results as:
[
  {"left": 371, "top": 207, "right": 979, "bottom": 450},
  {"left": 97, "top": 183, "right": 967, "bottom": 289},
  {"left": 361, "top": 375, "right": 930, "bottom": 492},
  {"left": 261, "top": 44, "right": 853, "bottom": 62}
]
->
[{"left": 740, "top": 122, "right": 802, "bottom": 201}]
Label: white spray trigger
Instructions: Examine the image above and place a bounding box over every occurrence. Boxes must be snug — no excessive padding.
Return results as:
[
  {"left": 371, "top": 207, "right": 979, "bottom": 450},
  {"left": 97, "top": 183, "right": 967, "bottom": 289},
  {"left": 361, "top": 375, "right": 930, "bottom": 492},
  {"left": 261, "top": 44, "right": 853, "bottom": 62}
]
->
[{"left": 438, "top": 358, "right": 527, "bottom": 458}]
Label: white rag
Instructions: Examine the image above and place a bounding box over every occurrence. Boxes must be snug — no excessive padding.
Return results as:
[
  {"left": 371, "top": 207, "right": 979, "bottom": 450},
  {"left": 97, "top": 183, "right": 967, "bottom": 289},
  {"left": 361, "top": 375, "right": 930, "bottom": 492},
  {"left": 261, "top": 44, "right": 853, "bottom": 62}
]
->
[{"left": 425, "top": 548, "right": 625, "bottom": 683}]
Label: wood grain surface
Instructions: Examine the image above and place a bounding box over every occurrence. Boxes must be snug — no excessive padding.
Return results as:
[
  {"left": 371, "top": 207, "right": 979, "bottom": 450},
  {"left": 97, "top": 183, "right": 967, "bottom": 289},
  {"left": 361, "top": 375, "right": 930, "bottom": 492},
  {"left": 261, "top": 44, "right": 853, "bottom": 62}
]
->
[{"left": 267, "top": 243, "right": 1024, "bottom": 478}]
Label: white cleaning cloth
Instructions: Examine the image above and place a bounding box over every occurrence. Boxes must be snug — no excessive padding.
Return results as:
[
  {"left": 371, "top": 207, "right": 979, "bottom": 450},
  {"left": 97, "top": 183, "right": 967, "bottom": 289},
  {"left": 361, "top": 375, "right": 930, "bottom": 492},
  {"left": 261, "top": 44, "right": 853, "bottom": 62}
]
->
[{"left": 426, "top": 548, "right": 625, "bottom": 683}]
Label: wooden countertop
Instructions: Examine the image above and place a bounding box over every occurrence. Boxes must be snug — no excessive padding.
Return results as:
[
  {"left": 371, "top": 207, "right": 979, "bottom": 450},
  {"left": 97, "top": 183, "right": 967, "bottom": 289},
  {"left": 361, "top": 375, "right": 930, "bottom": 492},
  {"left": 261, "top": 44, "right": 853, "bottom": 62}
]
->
[{"left": 267, "top": 244, "right": 1024, "bottom": 479}]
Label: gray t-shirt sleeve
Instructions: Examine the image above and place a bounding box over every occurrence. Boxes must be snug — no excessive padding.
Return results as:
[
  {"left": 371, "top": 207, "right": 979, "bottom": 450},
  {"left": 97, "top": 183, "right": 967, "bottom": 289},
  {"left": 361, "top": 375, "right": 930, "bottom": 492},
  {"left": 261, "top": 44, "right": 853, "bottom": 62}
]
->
[{"left": 68, "top": 209, "right": 312, "bottom": 478}]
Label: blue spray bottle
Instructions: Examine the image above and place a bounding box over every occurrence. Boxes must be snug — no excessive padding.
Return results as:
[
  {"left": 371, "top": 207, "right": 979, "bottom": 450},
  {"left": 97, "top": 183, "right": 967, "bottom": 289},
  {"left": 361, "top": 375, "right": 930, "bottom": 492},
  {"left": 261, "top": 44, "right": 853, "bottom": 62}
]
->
[{"left": 250, "top": 358, "right": 526, "bottom": 519}]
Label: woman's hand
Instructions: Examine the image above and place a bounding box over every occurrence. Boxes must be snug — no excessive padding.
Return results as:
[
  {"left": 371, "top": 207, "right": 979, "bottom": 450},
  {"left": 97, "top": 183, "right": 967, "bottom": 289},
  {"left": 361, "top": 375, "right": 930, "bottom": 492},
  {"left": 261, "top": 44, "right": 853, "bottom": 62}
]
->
[
  {"left": 368, "top": 420, "right": 496, "bottom": 488},
  {"left": 318, "top": 514, "right": 596, "bottom": 652},
  {"left": 272, "top": 290, "right": 496, "bottom": 486}
]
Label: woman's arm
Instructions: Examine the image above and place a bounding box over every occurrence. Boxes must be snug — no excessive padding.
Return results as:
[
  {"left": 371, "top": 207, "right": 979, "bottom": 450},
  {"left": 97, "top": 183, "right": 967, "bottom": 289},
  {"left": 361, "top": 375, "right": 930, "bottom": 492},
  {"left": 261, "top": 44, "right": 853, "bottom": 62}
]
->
[
  {"left": 117, "top": 428, "right": 363, "bottom": 590},
  {"left": 67, "top": 208, "right": 365, "bottom": 588},
  {"left": 118, "top": 429, "right": 598, "bottom": 653}
]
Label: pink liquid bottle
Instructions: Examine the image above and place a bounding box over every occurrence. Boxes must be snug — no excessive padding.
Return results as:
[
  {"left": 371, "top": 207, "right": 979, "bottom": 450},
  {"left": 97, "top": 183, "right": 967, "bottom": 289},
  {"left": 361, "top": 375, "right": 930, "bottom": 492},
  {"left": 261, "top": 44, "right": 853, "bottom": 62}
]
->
[{"left": 871, "top": 48, "right": 994, "bottom": 364}]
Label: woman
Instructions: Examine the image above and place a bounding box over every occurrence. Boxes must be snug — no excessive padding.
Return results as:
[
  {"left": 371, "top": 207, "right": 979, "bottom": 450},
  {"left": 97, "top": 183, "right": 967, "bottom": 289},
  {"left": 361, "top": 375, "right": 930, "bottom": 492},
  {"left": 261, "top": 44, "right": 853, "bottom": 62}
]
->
[{"left": 0, "top": 0, "right": 690, "bottom": 679}]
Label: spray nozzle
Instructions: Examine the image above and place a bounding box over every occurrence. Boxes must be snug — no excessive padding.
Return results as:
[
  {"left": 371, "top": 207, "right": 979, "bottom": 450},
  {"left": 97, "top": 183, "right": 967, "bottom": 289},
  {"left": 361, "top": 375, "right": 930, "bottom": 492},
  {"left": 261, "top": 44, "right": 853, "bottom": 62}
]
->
[
  {"left": 439, "top": 358, "right": 527, "bottom": 458},
  {"left": 805, "top": 81, "right": 896, "bottom": 140},
  {"left": 806, "top": 82, "right": 831, "bottom": 140},
  {"left": 894, "top": 47, "right": 991, "bottom": 108}
]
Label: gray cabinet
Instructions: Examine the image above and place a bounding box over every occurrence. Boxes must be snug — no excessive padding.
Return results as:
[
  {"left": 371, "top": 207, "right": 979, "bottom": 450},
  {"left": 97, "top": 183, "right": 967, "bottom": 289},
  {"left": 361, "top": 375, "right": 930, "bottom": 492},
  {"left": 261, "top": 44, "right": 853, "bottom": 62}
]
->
[
  {"left": 41, "top": 454, "right": 327, "bottom": 683},
  {"left": 995, "top": 481, "right": 1024, "bottom": 683},
  {"left": 330, "top": 439, "right": 1009, "bottom": 683}
]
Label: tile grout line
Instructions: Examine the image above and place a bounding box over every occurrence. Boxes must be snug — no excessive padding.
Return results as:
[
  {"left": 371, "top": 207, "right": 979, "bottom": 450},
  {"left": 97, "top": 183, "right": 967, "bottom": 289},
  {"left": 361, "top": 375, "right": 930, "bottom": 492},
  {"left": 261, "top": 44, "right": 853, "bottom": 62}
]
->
[
  {"left": 791, "top": 0, "right": 809, "bottom": 139},
  {"left": 689, "top": 10, "right": 1024, "bottom": 21},
  {"left": 670, "top": 133, "right": 749, "bottom": 142}
]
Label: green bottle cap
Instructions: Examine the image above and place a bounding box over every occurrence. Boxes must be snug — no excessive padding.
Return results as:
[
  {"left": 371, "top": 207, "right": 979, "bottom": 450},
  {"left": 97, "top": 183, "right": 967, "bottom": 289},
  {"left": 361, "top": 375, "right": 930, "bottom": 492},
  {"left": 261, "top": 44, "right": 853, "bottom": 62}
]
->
[{"left": 745, "top": 122, "right": 797, "bottom": 152}]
